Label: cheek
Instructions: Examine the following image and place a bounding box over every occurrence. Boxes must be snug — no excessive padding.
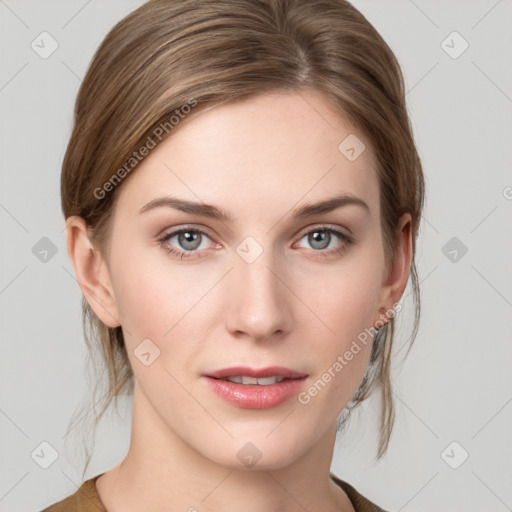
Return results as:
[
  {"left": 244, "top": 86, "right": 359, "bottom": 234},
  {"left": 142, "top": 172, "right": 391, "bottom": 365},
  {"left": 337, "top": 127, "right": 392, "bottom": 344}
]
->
[
  {"left": 108, "top": 243, "right": 219, "bottom": 360},
  {"left": 301, "top": 248, "right": 383, "bottom": 340},
  {"left": 298, "top": 246, "right": 384, "bottom": 399},
  {"left": 113, "top": 262, "right": 169, "bottom": 334},
  {"left": 106, "top": 239, "right": 178, "bottom": 343},
  {"left": 321, "top": 280, "right": 378, "bottom": 370}
]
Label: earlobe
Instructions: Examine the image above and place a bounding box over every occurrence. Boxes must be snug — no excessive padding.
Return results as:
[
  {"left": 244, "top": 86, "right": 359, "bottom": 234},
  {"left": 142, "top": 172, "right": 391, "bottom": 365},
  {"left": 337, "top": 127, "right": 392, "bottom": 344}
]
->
[
  {"left": 374, "top": 213, "right": 413, "bottom": 327},
  {"left": 65, "top": 216, "right": 121, "bottom": 328}
]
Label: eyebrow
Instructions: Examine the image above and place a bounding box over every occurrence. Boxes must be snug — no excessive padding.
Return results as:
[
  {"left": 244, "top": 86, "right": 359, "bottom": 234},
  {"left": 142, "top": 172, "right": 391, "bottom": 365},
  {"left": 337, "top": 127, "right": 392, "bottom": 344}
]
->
[{"left": 138, "top": 193, "right": 370, "bottom": 221}]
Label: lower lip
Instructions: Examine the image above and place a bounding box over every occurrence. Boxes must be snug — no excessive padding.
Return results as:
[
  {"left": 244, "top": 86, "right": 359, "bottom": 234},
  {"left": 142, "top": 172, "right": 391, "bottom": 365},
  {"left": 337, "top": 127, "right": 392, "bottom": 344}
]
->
[{"left": 203, "top": 376, "right": 307, "bottom": 409}]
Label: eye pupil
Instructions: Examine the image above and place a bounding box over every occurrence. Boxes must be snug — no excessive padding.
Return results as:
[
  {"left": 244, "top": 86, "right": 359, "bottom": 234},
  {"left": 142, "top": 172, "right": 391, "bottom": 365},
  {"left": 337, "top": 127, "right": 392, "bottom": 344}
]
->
[
  {"left": 179, "top": 231, "right": 201, "bottom": 250},
  {"left": 309, "top": 230, "right": 330, "bottom": 250}
]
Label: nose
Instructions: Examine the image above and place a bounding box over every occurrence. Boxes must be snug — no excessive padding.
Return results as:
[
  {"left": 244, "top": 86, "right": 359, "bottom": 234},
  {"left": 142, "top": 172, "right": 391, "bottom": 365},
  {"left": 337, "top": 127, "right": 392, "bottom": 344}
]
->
[{"left": 225, "top": 247, "right": 293, "bottom": 342}]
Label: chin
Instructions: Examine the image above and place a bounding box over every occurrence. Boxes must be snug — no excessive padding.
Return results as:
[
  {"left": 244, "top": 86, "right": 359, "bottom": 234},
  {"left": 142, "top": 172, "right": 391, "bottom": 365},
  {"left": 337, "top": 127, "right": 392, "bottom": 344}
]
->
[{"left": 197, "top": 430, "right": 311, "bottom": 472}]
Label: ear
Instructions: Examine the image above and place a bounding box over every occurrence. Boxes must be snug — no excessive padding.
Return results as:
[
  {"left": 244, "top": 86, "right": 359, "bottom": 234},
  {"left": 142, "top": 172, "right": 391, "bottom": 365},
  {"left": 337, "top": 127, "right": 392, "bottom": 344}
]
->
[
  {"left": 374, "top": 213, "right": 413, "bottom": 327},
  {"left": 65, "top": 216, "right": 121, "bottom": 328}
]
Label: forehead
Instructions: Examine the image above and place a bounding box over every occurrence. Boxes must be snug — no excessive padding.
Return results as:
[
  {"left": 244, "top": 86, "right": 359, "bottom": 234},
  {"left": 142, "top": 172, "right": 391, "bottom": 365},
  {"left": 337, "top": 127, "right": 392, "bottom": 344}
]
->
[{"left": 115, "top": 90, "right": 379, "bottom": 220}]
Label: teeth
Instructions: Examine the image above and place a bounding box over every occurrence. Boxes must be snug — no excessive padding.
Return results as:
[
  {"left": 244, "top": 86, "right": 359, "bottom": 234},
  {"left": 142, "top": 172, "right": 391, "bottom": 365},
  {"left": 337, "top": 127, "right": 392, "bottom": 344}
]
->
[{"left": 221, "top": 376, "right": 286, "bottom": 385}]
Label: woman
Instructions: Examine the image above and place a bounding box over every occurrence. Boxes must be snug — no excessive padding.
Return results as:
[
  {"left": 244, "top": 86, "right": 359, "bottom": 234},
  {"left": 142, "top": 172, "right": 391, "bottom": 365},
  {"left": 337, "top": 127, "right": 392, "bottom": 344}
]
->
[{"left": 43, "top": 0, "right": 424, "bottom": 510}]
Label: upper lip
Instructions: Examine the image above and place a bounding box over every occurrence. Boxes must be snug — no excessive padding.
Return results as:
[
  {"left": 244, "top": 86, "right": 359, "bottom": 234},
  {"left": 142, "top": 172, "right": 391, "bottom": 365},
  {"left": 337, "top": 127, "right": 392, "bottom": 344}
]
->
[{"left": 205, "top": 366, "right": 308, "bottom": 379}]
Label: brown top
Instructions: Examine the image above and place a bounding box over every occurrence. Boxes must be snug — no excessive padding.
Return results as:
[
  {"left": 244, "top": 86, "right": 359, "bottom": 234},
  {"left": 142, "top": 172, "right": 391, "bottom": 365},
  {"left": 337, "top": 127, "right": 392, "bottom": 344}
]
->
[{"left": 41, "top": 473, "right": 387, "bottom": 512}]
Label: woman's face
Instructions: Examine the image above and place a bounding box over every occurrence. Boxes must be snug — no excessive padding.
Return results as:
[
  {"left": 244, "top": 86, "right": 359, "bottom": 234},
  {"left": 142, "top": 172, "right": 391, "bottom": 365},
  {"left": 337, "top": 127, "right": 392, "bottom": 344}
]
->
[{"left": 90, "top": 90, "right": 401, "bottom": 469}]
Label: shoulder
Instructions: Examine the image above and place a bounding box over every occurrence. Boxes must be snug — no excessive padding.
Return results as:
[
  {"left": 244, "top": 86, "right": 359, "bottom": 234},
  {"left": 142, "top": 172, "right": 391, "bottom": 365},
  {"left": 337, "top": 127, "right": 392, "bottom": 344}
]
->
[
  {"left": 40, "top": 474, "right": 106, "bottom": 512},
  {"left": 330, "top": 473, "right": 389, "bottom": 512},
  {"left": 41, "top": 472, "right": 386, "bottom": 512}
]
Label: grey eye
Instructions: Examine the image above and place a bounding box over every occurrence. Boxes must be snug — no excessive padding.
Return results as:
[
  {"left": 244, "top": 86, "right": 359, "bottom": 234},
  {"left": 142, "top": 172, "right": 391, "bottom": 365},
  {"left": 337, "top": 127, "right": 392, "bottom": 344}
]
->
[
  {"left": 177, "top": 230, "right": 202, "bottom": 250},
  {"left": 307, "top": 230, "right": 332, "bottom": 250}
]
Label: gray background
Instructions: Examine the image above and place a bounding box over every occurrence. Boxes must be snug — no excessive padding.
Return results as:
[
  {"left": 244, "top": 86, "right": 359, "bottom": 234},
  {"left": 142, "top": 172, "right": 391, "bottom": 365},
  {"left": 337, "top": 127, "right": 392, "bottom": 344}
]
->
[{"left": 1, "top": 1, "right": 511, "bottom": 511}]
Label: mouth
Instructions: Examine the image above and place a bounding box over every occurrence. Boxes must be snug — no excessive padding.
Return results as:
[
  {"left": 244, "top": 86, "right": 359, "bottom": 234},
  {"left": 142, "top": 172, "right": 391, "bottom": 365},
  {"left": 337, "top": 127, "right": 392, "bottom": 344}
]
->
[
  {"left": 203, "top": 366, "right": 308, "bottom": 409},
  {"left": 213, "top": 375, "right": 288, "bottom": 385},
  {"left": 205, "top": 366, "right": 308, "bottom": 381}
]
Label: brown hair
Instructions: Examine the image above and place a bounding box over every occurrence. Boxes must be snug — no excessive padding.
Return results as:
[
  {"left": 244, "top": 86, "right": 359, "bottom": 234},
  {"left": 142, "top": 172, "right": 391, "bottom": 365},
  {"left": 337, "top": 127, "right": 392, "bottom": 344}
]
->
[{"left": 61, "top": 0, "right": 424, "bottom": 476}]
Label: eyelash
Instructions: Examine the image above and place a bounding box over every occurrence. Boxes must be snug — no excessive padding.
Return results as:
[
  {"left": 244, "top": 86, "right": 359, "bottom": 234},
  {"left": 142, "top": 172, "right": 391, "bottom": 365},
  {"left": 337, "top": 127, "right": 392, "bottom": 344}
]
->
[{"left": 157, "top": 225, "right": 353, "bottom": 260}]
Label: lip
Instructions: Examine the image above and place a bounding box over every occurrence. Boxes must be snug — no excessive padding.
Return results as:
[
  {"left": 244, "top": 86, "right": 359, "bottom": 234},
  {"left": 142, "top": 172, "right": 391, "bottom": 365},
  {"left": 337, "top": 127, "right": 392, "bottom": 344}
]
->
[
  {"left": 205, "top": 366, "right": 308, "bottom": 379},
  {"left": 203, "top": 366, "right": 308, "bottom": 409}
]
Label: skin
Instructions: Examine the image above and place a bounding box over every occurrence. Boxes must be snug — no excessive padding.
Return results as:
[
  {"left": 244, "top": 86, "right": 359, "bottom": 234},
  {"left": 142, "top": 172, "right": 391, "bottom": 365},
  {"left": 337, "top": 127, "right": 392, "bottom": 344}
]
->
[{"left": 67, "top": 89, "right": 412, "bottom": 512}]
